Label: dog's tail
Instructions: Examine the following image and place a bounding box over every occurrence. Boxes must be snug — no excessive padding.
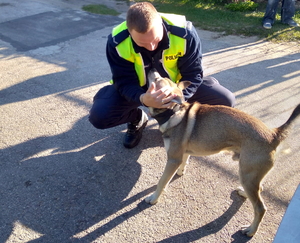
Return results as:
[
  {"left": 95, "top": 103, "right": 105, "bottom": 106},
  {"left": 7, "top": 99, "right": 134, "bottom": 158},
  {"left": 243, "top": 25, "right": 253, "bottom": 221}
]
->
[{"left": 273, "top": 104, "right": 300, "bottom": 146}]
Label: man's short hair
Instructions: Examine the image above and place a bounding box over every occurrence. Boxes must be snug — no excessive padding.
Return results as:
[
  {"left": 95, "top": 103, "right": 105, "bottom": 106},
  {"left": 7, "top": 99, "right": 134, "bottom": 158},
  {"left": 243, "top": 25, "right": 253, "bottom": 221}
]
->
[{"left": 126, "top": 2, "right": 160, "bottom": 33}]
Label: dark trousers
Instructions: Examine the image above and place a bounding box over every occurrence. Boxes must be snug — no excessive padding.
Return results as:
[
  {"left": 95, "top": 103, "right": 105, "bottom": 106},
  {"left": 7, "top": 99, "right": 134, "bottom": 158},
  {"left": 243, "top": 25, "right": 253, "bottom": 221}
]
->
[
  {"left": 89, "top": 77, "right": 235, "bottom": 129},
  {"left": 263, "top": 0, "right": 296, "bottom": 24}
]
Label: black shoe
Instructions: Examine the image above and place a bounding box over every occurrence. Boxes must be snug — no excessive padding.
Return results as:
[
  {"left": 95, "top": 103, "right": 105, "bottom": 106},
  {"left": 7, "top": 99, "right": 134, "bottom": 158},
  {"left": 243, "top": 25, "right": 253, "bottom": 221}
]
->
[{"left": 123, "top": 109, "right": 148, "bottom": 149}]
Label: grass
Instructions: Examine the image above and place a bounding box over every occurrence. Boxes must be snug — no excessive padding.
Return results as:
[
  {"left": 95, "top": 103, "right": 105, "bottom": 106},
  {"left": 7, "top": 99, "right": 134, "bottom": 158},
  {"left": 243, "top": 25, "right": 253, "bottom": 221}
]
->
[
  {"left": 82, "top": 4, "right": 119, "bottom": 16},
  {"left": 82, "top": 1, "right": 300, "bottom": 43}
]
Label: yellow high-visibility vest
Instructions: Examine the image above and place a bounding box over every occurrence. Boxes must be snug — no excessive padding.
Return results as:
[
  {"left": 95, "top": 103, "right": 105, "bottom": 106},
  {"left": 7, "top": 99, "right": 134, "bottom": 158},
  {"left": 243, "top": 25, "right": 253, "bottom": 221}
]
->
[{"left": 111, "top": 13, "right": 187, "bottom": 86}]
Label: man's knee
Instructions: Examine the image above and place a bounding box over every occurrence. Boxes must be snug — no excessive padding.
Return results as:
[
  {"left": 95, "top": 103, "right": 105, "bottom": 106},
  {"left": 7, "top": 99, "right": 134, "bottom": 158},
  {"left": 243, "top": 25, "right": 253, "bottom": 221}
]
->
[
  {"left": 205, "top": 76, "right": 235, "bottom": 107},
  {"left": 89, "top": 106, "right": 111, "bottom": 129},
  {"left": 223, "top": 91, "right": 236, "bottom": 107},
  {"left": 194, "top": 76, "right": 236, "bottom": 107},
  {"left": 89, "top": 109, "right": 108, "bottom": 129},
  {"left": 89, "top": 86, "right": 118, "bottom": 129}
]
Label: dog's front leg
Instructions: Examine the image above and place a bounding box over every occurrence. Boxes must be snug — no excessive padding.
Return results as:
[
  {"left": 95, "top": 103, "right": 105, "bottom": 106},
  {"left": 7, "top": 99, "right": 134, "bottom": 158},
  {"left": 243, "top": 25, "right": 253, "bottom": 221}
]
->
[
  {"left": 145, "top": 158, "right": 181, "bottom": 205},
  {"left": 177, "top": 154, "right": 190, "bottom": 176}
]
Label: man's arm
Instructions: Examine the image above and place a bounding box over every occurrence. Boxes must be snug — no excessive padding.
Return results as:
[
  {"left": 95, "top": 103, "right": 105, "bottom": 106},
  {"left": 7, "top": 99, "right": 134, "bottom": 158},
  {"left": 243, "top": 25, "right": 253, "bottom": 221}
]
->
[
  {"left": 106, "top": 35, "right": 145, "bottom": 104},
  {"left": 177, "top": 22, "right": 203, "bottom": 100}
]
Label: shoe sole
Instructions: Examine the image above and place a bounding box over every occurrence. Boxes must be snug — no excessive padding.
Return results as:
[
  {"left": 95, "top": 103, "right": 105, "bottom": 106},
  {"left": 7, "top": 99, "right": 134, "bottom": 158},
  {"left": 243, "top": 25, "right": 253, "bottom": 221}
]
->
[{"left": 263, "top": 25, "right": 272, "bottom": 29}]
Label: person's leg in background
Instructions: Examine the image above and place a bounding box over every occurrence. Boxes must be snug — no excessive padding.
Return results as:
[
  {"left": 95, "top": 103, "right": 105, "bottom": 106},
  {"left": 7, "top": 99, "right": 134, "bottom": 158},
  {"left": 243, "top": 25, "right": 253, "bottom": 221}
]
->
[
  {"left": 262, "top": 0, "right": 280, "bottom": 29},
  {"left": 281, "top": 0, "right": 298, "bottom": 26}
]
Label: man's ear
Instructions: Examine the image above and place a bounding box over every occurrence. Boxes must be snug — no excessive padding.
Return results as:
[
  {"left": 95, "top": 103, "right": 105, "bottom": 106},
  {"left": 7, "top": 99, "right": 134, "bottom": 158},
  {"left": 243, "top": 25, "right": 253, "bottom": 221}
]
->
[{"left": 177, "top": 81, "right": 192, "bottom": 90}]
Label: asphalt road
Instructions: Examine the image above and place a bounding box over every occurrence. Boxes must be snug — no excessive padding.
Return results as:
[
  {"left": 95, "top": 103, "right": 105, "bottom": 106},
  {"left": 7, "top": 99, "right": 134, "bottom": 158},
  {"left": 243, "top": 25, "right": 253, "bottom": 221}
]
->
[{"left": 0, "top": 0, "right": 299, "bottom": 242}]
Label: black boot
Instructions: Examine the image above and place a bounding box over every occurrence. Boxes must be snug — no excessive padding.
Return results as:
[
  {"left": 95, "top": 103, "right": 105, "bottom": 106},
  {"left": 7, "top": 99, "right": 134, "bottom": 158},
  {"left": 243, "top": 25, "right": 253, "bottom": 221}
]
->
[{"left": 123, "top": 109, "right": 148, "bottom": 149}]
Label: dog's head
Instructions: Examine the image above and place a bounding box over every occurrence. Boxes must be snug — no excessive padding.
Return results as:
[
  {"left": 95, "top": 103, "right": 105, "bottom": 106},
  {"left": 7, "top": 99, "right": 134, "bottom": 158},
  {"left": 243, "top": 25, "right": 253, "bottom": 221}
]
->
[
  {"left": 147, "top": 69, "right": 191, "bottom": 118},
  {"left": 148, "top": 69, "right": 191, "bottom": 105}
]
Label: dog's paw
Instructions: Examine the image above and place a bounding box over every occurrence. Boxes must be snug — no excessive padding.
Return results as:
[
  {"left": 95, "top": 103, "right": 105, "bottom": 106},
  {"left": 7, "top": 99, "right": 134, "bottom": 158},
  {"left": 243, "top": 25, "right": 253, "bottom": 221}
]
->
[
  {"left": 145, "top": 194, "right": 159, "bottom": 205},
  {"left": 241, "top": 225, "right": 256, "bottom": 237},
  {"left": 176, "top": 168, "right": 185, "bottom": 176},
  {"left": 236, "top": 186, "right": 248, "bottom": 198}
]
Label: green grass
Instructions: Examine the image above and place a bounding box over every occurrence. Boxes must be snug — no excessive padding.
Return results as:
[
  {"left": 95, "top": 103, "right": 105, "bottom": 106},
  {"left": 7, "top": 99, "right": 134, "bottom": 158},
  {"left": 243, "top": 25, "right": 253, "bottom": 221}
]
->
[
  {"left": 82, "top": 4, "right": 119, "bottom": 16},
  {"left": 82, "top": 1, "right": 300, "bottom": 43}
]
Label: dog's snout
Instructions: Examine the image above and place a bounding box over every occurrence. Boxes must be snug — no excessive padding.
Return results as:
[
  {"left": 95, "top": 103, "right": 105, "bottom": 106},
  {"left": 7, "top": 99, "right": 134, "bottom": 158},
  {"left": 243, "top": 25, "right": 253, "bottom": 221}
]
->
[{"left": 148, "top": 69, "right": 162, "bottom": 83}]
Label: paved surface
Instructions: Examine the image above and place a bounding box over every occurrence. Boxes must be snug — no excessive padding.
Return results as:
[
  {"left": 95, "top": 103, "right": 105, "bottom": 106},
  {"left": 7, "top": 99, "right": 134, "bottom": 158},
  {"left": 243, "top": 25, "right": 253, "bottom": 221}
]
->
[{"left": 0, "top": 0, "right": 299, "bottom": 242}]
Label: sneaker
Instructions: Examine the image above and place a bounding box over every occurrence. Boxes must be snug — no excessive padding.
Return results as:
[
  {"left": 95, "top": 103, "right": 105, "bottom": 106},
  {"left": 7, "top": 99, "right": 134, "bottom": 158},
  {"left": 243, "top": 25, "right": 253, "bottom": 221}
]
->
[
  {"left": 286, "top": 20, "right": 299, "bottom": 27},
  {"left": 123, "top": 109, "right": 148, "bottom": 149},
  {"left": 263, "top": 21, "right": 272, "bottom": 29}
]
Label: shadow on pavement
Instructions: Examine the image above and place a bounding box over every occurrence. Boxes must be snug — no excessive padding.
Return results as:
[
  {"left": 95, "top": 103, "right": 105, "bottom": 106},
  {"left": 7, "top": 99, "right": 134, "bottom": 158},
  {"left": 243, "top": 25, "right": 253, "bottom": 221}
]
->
[
  {"left": 157, "top": 191, "right": 248, "bottom": 243},
  {"left": 0, "top": 115, "right": 162, "bottom": 242}
]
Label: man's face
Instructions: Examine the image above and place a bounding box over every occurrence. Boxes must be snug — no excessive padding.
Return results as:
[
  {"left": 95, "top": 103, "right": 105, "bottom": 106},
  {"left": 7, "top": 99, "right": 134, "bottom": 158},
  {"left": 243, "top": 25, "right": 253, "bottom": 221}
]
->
[{"left": 130, "top": 19, "right": 163, "bottom": 51}]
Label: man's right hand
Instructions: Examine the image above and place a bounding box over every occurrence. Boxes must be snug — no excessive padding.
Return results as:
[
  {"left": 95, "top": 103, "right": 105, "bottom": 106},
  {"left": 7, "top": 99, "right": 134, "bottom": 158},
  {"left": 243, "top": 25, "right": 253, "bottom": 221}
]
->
[{"left": 140, "top": 82, "right": 177, "bottom": 108}]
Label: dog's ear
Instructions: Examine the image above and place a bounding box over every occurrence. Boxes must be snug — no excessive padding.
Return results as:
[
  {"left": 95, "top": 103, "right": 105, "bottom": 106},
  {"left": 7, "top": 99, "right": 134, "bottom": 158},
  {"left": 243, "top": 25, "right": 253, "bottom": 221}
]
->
[{"left": 177, "top": 81, "right": 192, "bottom": 90}]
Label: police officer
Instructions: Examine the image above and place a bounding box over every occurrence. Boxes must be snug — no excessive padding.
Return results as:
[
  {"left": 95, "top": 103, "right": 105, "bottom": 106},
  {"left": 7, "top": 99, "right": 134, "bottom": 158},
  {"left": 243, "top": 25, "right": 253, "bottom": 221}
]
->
[{"left": 89, "top": 2, "right": 235, "bottom": 148}]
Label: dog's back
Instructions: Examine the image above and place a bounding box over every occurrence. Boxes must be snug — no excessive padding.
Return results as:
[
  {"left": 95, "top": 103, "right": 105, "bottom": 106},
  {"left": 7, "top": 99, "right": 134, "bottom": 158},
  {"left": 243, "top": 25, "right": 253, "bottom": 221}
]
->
[
  {"left": 176, "top": 102, "right": 300, "bottom": 159},
  {"left": 169, "top": 102, "right": 285, "bottom": 157}
]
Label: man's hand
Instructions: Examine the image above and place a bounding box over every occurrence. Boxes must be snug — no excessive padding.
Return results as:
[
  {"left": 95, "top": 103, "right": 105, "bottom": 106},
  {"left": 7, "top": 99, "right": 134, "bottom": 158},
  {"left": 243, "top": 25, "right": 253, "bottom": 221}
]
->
[{"left": 140, "top": 82, "right": 177, "bottom": 108}]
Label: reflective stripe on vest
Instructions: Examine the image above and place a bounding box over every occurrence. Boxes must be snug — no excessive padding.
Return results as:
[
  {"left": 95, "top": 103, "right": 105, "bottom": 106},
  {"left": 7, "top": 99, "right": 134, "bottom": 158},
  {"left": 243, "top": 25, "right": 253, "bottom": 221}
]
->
[{"left": 111, "top": 13, "right": 187, "bottom": 86}]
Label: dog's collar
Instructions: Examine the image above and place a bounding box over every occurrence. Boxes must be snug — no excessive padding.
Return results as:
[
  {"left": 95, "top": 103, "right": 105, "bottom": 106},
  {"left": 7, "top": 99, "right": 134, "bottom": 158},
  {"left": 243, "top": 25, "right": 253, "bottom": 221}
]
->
[{"left": 152, "top": 104, "right": 181, "bottom": 125}]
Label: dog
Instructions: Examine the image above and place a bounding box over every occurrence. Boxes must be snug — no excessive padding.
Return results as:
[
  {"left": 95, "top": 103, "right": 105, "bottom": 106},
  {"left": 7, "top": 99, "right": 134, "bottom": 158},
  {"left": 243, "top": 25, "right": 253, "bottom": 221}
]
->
[{"left": 144, "top": 69, "right": 300, "bottom": 237}]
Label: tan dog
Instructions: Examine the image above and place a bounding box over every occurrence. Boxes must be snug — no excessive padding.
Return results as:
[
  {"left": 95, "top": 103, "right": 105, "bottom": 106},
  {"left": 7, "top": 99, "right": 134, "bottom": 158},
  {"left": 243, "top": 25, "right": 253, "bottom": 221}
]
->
[{"left": 145, "top": 69, "right": 300, "bottom": 237}]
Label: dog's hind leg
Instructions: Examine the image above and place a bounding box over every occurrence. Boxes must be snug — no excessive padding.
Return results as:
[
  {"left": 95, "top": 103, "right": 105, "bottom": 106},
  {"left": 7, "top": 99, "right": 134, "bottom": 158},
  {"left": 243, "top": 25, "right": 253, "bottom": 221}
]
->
[
  {"left": 237, "top": 185, "right": 263, "bottom": 198},
  {"left": 239, "top": 181, "right": 266, "bottom": 237},
  {"left": 145, "top": 157, "right": 182, "bottom": 205},
  {"left": 177, "top": 154, "right": 190, "bottom": 176},
  {"left": 238, "top": 155, "right": 273, "bottom": 237}
]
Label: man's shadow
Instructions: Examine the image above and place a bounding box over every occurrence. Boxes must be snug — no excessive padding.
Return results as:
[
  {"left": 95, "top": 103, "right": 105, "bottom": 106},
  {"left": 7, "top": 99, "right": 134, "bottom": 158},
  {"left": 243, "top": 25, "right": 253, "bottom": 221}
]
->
[{"left": 0, "top": 116, "right": 162, "bottom": 242}]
